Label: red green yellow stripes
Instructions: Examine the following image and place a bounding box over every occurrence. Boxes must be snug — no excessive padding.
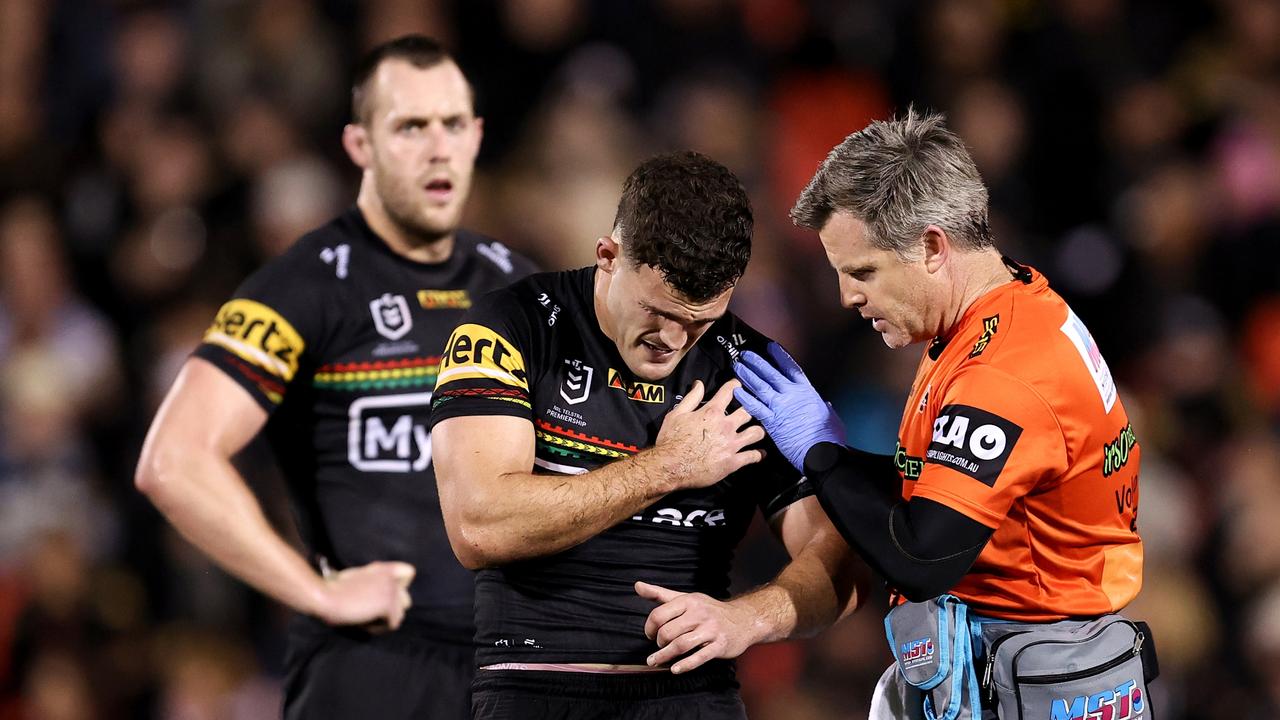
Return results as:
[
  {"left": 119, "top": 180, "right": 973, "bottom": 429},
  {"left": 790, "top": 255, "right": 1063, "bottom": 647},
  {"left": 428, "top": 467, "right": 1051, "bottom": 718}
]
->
[
  {"left": 534, "top": 419, "right": 639, "bottom": 459},
  {"left": 313, "top": 357, "right": 441, "bottom": 391}
]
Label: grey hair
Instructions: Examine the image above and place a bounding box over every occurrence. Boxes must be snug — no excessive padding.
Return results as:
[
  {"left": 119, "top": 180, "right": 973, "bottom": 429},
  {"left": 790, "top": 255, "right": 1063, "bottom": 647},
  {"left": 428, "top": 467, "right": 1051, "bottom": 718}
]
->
[{"left": 790, "top": 107, "right": 992, "bottom": 259}]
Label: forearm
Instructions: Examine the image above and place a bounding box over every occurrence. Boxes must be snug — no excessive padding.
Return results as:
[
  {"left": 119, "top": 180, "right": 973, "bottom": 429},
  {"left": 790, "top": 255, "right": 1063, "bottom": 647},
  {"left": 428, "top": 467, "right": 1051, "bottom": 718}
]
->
[
  {"left": 729, "top": 528, "right": 862, "bottom": 644},
  {"left": 453, "top": 447, "right": 679, "bottom": 566},
  {"left": 138, "top": 447, "right": 327, "bottom": 616},
  {"left": 803, "top": 442, "right": 993, "bottom": 601}
]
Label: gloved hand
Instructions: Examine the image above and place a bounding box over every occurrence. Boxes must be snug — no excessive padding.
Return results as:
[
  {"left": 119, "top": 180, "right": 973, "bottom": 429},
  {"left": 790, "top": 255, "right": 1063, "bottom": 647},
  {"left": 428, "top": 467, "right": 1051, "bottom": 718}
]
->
[{"left": 733, "top": 342, "right": 846, "bottom": 473}]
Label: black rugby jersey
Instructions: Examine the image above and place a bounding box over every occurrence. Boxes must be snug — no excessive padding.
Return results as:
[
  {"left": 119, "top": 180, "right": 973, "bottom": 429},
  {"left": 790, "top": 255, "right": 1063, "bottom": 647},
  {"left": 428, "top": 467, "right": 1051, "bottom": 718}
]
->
[
  {"left": 428, "top": 267, "right": 813, "bottom": 665},
  {"left": 193, "top": 207, "right": 537, "bottom": 644}
]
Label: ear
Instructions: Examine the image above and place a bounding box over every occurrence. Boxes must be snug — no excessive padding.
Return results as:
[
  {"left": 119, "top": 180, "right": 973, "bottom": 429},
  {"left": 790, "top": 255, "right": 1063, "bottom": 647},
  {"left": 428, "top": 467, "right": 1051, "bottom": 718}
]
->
[
  {"left": 342, "top": 123, "right": 372, "bottom": 170},
  {"left": 470, "top": 116, "right": 485, "bottom": 157},
  {"left": 596, "top": 235, "right": 620, "bottom": 273},
  {"left": 921, "top": 225, "right": 950, "bottom": 274}
]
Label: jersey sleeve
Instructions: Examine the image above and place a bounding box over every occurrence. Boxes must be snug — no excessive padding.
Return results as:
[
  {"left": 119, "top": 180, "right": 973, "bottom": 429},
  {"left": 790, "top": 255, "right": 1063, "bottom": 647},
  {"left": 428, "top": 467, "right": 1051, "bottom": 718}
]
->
[
  {"left": 428, "top": 287, "right": 540, "bottom": 426},
  {"left": 909, "top": 365, "right": 1069, "bottom": 528},
  {"left": 191, "top": 249, "right": 329, "bottom": 413}
]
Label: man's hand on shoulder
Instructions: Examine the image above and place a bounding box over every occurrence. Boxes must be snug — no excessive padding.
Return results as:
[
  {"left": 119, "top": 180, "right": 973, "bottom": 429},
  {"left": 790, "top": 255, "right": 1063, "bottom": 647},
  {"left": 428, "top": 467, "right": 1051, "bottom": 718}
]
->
[
  {"left": 651, "top": 380, "right": 766, "bottom": 491},
  {"left": 637, "top": 581, "right": 763, "bottom": 674},
  {"left": 312, "top": 561, "right": 416, "bottom": 631}
]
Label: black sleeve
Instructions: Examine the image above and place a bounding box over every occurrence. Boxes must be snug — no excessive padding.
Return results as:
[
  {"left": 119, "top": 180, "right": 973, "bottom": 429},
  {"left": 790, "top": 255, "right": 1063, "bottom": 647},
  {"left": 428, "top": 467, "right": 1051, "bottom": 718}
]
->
[
  {"left": 428, "top": 286, "right": 541, "bottom": 427},
  {"left": 803, "top": 442, "right": 995, "bottom": 601},
  {"left": 191, "top": 244, "right": 330, "bottom": 412}
]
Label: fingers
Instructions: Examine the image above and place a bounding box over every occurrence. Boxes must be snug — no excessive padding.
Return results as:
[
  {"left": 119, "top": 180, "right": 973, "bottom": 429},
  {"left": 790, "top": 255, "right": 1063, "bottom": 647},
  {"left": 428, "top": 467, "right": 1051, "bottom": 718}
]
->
[
  {"left": 673, "top": 380, "right": 705, "bottom": 413},
  {"left": 635, "top": 581, "right": 682, "bottom": 604},
  {"left": 647, "top": 627, "right": 712, "bottom": 668},
  {"left": 726, "top": 405, "right": 754, "bottom": 429},
  {"left": 388, "top": 562, "right": 416, "bottom": 585},
  {"left": 641, "top": 593, "right": 688, "bottom": 640},
  {"left": 735, "top": 424, "right": 766, "bottom": 448},
  {"left": 734, "top": 354, "right": 781, "bottom": 399},
  {"left": 732, "top": 387, "right": 771, "bottom": 422},
  {"left": 767, "top": 341, "right": 807, "bottom": 383},
  {"left": 728, "top": 447, "right": 766, "bottom": 473},
  {"left": 671, "top": 643, "right": 723, "bottom": 675},
  {"left": 702, "top": 379, "right": 739, "bottom": 414}
]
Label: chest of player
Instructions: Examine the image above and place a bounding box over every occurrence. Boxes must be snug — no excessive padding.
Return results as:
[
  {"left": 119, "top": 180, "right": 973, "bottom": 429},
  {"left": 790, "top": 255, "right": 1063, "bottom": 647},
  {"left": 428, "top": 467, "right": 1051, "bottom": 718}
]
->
[{"left": 528, "top": 329, "right": 750, "bottom": 529}]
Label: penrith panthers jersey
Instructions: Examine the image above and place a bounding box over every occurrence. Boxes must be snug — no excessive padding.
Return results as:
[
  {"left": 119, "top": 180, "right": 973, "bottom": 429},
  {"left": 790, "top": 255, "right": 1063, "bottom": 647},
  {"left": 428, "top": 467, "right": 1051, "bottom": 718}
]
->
[
  {"left": 193, "top": 207, "right": 537, "bottom": 644},
  {"left": 429, "top": 267, "right": 812, "bottom": 665}
]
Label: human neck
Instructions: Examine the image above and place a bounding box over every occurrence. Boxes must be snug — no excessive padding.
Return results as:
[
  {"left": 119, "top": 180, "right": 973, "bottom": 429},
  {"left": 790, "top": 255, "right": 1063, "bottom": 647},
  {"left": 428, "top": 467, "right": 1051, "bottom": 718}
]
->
[
  {"left": 357, "top": 186, "right": 454, "bottom": 264},
  {"left": 939, "top": 249, "right": 1013, "bottom": 339}
]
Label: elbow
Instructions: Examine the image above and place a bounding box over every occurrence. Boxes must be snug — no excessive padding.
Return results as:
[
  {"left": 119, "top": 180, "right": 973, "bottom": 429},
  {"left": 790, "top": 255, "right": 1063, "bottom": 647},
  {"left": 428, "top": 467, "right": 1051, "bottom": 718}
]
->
[
  {"left": 443, "top": 511, "right": 516, "bottom": 570},
  {"left": 134, "top": 446, "right": 169, "bottom": 499},
  {"left": 134, "top": 439, "right": 192, "bottom": 503}
]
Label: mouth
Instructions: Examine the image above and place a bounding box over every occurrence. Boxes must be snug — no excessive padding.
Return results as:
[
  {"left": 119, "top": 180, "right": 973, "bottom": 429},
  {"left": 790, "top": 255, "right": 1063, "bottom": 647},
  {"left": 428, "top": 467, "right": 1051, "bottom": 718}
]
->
[
  {"left": 423, "top": 178, "right": 454, "bottom": 202},
  {"left": 639, "top": 339, "right": 676, "bottom": 361},
  {"left": 869, "top": 317, "right": 887, "bottom": 332}
]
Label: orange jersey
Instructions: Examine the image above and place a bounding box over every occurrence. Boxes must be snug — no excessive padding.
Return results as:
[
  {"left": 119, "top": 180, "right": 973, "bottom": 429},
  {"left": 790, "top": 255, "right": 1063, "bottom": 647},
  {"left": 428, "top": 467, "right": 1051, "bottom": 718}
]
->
[{"left": 896, "top": 267, "right": 1142, "bottom": 621}]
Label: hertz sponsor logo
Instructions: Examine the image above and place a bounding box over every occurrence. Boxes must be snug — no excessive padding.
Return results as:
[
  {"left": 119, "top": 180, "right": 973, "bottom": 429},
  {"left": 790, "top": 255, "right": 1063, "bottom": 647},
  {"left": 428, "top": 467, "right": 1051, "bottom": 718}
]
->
[
  {"left": 418, "top": 289, "right": 471, "bottom": 310},
  {"left": 204, "top": 299, "right": 305, "bottom": 381},
  {"left": 607, "top": 368, "right": 665, "bottom": 403},
  {"left": 438, "top": 324, "right": 528, "bottom": 390}
]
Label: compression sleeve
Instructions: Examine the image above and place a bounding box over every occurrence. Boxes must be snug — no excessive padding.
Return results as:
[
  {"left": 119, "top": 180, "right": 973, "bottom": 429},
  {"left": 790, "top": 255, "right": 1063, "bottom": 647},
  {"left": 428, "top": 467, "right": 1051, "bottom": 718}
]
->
[{"left": 803, "top": 441, "right": 994, "bottom": 601}]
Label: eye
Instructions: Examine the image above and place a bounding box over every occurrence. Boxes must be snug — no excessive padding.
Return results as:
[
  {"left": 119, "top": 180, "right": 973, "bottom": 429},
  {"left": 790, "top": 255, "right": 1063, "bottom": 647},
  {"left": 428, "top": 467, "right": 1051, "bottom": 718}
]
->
[
  {"left": 444, "top": 116, "right": 469, "bottom": 133},
  {"left": 397, "top": 119, "right": 427, "bottom": 134}
]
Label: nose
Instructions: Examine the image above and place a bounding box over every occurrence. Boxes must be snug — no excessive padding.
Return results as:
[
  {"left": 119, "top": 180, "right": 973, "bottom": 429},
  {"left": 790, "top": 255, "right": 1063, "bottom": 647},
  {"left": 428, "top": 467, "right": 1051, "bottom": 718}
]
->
[
  {"left": 656, "top": 320, "right": 687, "bottom": 351},
  {"left": 838, "top": 276, "right": 865, "bottom": 310},
  {"left": 423, "top": 123, "right": 452, "bottom": 162}
]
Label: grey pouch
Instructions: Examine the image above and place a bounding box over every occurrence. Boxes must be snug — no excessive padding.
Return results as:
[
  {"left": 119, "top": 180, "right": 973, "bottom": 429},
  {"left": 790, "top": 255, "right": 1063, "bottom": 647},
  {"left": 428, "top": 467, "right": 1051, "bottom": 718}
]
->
[
  {"left": 885, "top": 595, "right": 982, "bottom": 720},
  {"left": 980, "top": 615, "right": 1154, "bottom": 720}
]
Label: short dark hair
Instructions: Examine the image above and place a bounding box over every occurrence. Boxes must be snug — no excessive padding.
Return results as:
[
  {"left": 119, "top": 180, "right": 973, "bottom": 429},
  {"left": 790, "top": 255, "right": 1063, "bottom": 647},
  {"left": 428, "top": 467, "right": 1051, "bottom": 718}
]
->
[
  {"left": 351, "top": 35, "right": 473, "bottom": 123},
  {"left": 613, "top": 151, "right": 753, "bottom": 303}
]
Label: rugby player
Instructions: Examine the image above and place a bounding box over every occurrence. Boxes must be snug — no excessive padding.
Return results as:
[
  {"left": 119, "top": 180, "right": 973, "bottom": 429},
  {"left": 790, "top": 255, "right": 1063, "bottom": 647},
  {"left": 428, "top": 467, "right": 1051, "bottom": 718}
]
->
[
  {"left": 431, "top": 151, "right": 864, "bottom": 719},
  {"left": 135, "top": 36, "right": 536, "bottom": 719}
]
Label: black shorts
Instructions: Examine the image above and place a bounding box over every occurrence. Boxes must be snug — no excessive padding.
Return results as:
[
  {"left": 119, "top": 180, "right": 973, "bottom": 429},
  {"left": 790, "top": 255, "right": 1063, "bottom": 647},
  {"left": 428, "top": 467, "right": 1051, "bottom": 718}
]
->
[
  {"left": 471, "top": 664, "right": 746, "bottom": 720},
  {"left": 283, "top": 619, "right": 474, "bottom": 720}
]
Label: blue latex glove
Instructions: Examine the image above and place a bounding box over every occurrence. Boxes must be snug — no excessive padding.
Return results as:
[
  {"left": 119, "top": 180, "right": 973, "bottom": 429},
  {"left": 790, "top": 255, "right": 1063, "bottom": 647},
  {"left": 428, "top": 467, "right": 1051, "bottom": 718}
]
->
[{"left": 733, "top": 342, "right": 846, "bottom": 473}]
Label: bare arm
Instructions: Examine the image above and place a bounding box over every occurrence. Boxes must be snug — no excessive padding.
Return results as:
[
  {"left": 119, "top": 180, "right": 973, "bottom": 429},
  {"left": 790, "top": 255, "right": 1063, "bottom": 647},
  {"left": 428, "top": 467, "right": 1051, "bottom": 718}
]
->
[
  {"left": 434, "top": 380, "right": 766, "bottom": 569},
  {"left": 135, "top": 357, "right": 414, "bottom": 627},
  {"left": 640, "top": 495, "right": 866, "bottom": 673}
]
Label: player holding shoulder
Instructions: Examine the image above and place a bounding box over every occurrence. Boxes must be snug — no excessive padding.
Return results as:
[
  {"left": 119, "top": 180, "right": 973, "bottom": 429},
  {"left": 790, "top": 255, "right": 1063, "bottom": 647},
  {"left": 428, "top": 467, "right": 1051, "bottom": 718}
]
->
[{"left": 135, "top": 35, "right": 536, "bottom": 719}]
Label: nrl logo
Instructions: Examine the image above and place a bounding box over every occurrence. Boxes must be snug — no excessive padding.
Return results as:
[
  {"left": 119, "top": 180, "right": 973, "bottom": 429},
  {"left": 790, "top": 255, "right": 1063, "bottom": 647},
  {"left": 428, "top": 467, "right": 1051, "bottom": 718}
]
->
[
  {"left": 560, "top": 358, "right": 593, "bottom": 405},
  {"left": 369, "top": 293, "right": 413, "bottom": 341}
]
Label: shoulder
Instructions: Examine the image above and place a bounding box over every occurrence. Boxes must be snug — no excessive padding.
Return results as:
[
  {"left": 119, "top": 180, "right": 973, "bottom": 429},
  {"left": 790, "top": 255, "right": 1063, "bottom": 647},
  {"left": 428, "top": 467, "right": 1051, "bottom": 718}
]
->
[
  {"left": 240, "top": 215, "right": 361, "bottom": 293},
  {"left": 695, "top": 312, "right": 773, "bottom": 370},
  {"left": 455, "top": 230, "right": 540, "bottom": 280},
  {"left": 462, "top": 268, "right": 581, "bottom": 340}
]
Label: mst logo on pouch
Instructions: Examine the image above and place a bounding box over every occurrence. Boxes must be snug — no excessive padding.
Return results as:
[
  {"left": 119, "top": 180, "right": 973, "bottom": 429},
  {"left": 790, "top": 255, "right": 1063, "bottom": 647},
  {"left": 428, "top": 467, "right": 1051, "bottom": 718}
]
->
[
  {"left": 204, "top": 299, "right": 305, "bottom": 381},
  {"left": 418, "top": 289, "right": 471, "bottom": 309},
  {"left": 1051, "top": 679, "right": 1144, "bottom": 720},
  {"left": 899, "top": 638, "right": 935, "bottom": 670},
  {"left": 560, "top": 358, "right": 593, "bottom": 405},
  {"left": 927, "top": 404, "right": 1023, "bottom": 486},
  {"left": 607, "top": 369, "right": 665, "bottom": 403},
  {"left": 438, "top": 324, "right": 529, "bottom": 389},
  {"left": 347, "top": 393, "right": 431, "bottom": 472},
  {"left": 370, "top": 293, "right": 413, "bottom": 340}
]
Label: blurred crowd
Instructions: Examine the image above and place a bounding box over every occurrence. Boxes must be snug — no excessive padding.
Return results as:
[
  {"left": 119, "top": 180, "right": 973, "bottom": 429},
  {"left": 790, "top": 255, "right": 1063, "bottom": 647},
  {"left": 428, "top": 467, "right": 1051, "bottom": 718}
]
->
[{"left": 0, "top": 0, "right": 1278, "bottom": 718}]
